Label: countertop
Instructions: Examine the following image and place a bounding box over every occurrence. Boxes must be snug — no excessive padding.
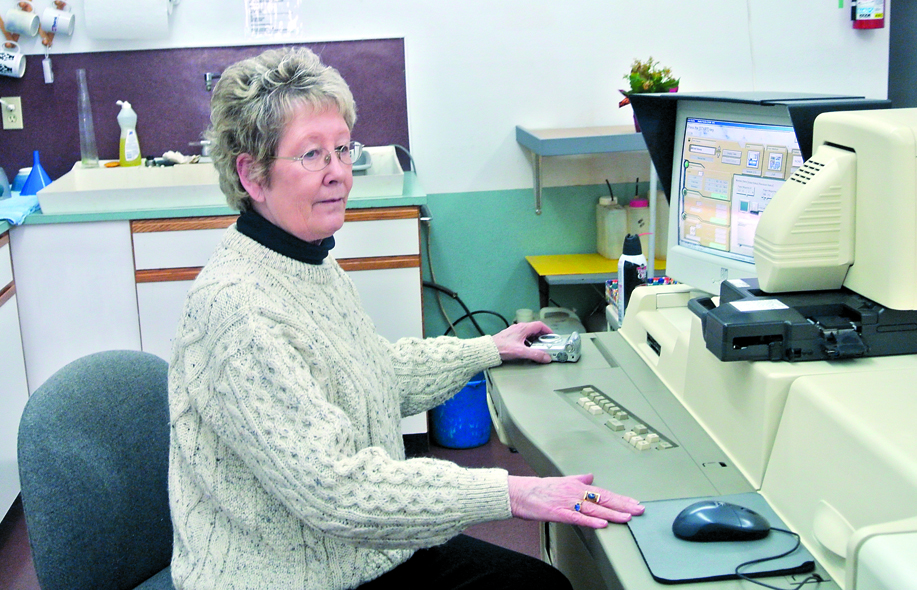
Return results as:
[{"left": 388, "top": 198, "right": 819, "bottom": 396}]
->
[{"left": 18, "top": 171, "right": 426, "bottom": 226}]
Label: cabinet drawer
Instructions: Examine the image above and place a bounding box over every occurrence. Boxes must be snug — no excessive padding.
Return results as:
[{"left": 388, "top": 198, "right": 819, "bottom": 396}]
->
[
  {"left": 335, "top": 209, "right": 420, "bottom": 259},
  {"left": 0, "top": 233, "right": 12, "bottom": 290},
  {"left": 132, "top": 207, "right": 420, "bottom": 273},
  {"left": 132, "top": 217, "right": 237, "bottom": 271}
]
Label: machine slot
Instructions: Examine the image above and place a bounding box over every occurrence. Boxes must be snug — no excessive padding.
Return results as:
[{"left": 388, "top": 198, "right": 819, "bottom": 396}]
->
[{"left": 646, "top": 333, "right": 662, "bottom": 356}]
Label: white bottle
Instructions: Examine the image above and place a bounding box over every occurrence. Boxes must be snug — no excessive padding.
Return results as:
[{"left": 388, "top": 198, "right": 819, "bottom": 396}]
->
[
  {"left": 596, "top": 196, "right": 627, "bottom": 259},
  {"left": 116, "top": 100, "right": 142, "bottom": 167},
  {"left": 616, "top": 234, "right": 647, "bottom": 323}
]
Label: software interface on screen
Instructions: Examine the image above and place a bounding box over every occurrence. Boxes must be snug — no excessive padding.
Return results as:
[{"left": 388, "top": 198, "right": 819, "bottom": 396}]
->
[{"left": 677, "top": 118, "right": 802, "bottom": 263}]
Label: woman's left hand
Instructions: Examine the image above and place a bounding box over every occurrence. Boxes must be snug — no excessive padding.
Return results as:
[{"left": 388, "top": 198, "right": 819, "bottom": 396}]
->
[
  {"left": 508, "top": 474, "right": 645, "bottom": 528},
  {"left": 492, "top": 321, "right": 554, "bottom": 363}
]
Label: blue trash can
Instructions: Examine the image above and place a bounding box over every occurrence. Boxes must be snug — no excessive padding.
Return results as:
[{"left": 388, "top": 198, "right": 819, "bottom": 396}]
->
[{"left": 430, "top": 372, "right": 491, "bottom": 448}]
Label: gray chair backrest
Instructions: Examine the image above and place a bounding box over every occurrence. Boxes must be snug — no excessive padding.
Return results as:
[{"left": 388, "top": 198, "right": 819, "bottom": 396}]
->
[{"left": 18, "top": 350, "right": 173, "bottom": 590}]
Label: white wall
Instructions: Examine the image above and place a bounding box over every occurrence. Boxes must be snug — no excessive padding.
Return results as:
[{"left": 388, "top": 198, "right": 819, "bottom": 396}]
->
[{"left": 24, "top": 0, "right": 889, "bottom": 195}]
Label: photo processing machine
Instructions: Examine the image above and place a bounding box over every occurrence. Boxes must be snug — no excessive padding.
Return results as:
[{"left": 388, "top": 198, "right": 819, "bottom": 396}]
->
[{"left": 487, "top": 96, "right": 917, "bottom": 590}]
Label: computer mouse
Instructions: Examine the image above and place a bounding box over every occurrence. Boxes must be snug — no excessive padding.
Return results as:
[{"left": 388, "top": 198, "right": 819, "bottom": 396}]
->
[{"left": 672, "top": 500, "right": 771, "bottom": 542}]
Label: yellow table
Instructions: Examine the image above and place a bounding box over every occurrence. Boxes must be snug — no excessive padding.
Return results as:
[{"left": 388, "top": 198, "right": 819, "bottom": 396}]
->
[{"left": 526, "top": 253, "right": 666, "bottom": 308}]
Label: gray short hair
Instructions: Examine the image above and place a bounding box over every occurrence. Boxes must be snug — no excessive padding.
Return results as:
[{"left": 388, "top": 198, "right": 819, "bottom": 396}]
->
[{"left": 206, "top": 47, "right": 357, "bottom": 211}]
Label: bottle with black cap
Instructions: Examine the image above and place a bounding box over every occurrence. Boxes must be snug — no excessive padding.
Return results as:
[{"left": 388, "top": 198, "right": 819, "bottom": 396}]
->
[{"left": 616, "top": 233, "right": 647, "bottom": 324}]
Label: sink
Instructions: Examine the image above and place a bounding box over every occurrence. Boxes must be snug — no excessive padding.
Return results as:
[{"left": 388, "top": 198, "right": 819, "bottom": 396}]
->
[
  {"left": 37, "top": 162, "right": 225, "bottom": 214},
  {"left": 37, "top": 145, "right": 406, "bottom": 215},
  {"left": 349, "top": 145, "right": 405, "bottom": 200}
]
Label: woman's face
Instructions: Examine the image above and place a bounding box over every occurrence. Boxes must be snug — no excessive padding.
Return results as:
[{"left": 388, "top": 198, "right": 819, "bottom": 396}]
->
[{"left": 238, "top": 104, "right": 353, "bottom": 243}]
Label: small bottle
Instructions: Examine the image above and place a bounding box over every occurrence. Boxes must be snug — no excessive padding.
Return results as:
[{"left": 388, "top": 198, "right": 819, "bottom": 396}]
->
[
  {"left": 116, "top": 100, "right": 142, "bottom": 167},
  {"left": 616, "top": 234, "right": 647, "bottom": 323},
  {"left": 596, "top": 196, "right": 627, "bottom": 259}
]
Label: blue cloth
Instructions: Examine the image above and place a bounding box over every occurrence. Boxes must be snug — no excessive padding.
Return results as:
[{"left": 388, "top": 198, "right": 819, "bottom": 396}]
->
[{"left": 0, "top": 193, "right": 40, "bottom": 224}]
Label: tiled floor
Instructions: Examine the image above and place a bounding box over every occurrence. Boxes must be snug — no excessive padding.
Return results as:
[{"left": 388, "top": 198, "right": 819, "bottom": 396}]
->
[{"left": 0, "top": 428, "right": 539, "bottom": 590}]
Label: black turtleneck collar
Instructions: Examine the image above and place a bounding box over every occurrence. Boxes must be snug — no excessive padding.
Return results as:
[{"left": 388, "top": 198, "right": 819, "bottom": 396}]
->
[{"left": 236, "top": 209, "right": 335, "bottom": 265}]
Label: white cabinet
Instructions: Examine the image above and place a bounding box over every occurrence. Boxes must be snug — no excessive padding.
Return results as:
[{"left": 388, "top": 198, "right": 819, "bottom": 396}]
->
[
  {"left": 0, "top": 232, "right": 30, "bottom": 513},
  {"left": 337, "top": 208, "right": 424, "bottom": 434},
  {"left": 131, "top": 208, "right": 426, "bottom": 434},
  {"left": 10, "top": 221, "right": 140, "bottom": 394},
  {"left": 8, "top": 208, "right": 424, "bottom": 439},
  {"left": 135, "top": 279, "right": 197, "bottom": 361},
  {"left": 132, "top": 215, "right": 238, "bottom": 361}
]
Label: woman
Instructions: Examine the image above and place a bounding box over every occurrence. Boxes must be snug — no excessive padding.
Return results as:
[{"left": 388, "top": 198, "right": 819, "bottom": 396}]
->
[{"left": 168, "top": 47, "right": 643, "bottom": 590}]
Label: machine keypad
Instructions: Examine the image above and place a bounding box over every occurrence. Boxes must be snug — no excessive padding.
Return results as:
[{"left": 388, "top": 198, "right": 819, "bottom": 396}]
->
[{"left": 562, "top": 385, "right": 678, "bottom": 452}]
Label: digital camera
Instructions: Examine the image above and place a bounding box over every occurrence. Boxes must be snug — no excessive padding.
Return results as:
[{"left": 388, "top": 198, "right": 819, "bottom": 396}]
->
[{"left": 530, "top": 332, "right": 581, "bottom": 363}]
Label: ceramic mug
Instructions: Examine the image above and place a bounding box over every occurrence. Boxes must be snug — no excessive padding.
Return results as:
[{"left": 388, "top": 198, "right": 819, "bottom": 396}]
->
[
  {"left": 0, "top": 42, "right": 26, "bottom": 79},
  {"left": 5, "top": 1, "right": 39, "bottom": 37},
  {"left": 40, "top": 5, "right": 75, "bottom": 35}
]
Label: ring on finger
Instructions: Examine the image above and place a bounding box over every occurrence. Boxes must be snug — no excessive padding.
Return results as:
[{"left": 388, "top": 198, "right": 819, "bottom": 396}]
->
[
  {"left": 584, "top": 491, "right": 601, "bottom": 503},
  {"left": 574, "top": 502, "right": 582, "bottom": 512}
]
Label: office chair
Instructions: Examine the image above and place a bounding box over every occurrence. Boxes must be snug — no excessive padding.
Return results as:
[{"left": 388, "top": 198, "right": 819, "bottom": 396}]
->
[{"left": 18, "top": 350, "right": 175, "bottom": 590}]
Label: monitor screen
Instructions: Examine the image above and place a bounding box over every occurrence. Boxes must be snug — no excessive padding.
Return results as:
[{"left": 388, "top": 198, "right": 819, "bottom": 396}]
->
[{"left": 666, "top": 100, "right": 802, "bottom": 294}]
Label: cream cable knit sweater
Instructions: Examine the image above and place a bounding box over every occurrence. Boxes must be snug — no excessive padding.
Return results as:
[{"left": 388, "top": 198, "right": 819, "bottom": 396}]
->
[{"left": 168, "top": 226, "right": 512, "bottom": 590}]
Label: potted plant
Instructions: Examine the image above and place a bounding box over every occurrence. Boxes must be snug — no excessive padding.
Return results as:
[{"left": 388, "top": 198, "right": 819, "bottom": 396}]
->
[{"left": 619, "top": 57, "right": 679, "bottom": 131}]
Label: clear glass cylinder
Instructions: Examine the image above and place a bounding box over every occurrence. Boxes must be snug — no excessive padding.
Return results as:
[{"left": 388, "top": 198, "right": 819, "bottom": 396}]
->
[{"left": 77, "top": 69, "right": 99, "bottom": 168}]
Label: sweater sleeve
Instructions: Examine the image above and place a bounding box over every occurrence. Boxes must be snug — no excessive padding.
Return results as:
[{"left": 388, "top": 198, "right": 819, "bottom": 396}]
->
[
  {"left": 380, "top": 335, "right": 502, "bottom": 417},
  {"left": 185, "top": 306, "right": 512, "bottom": 550}
]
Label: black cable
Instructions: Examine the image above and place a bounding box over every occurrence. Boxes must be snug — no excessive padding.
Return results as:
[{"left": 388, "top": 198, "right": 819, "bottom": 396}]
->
[
  {"left": 423, "top": 281, "right": 487, "bottom": 336},
  {"left": 734, "top": 528, "right": 824, "bottom": 590},
  {"left": 443, "top": 310, "right": 510, "bottom": 336},
  {"left": 423, "top": 281, "right": 509, "bottom": 337}
]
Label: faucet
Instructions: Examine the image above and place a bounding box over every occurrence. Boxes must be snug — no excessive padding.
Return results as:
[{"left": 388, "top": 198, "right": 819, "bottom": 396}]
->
[
  {"left": 204, "top": 72, "right": 222, "bottom": 92},
  {"left": 188, "top": 140, "right": 212, "bottom": 157}
]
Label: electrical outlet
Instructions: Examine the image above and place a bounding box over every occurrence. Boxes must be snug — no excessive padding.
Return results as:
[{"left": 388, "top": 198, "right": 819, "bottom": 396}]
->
[{"left": 1, "top": 97, "right": 23, "bottom": 130}]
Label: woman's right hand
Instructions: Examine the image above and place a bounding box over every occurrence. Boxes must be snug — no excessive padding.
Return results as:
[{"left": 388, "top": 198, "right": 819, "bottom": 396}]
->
[
  {"left": 507, "top": 474, "right": 644, "bottom": 529},
  {"left": 492, "top": 321, "right": 553, "bottom": 364}
]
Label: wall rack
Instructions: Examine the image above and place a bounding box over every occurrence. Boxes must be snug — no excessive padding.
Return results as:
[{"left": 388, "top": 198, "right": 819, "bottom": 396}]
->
[{"left": 515, "top": 125, "right": 647, "bottom": 214}]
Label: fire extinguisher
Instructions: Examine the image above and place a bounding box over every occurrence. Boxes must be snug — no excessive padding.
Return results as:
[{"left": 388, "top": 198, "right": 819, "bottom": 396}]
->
[{"left": 851, "top": 0, "right": 885, "bottom": 30}]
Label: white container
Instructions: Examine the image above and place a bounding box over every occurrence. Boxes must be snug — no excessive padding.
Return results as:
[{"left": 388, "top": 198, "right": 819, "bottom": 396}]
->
[
  {"left": 539, "top": 307, "right": 586, "bottom": 334},
  {"left": 616, "top": 234, "right": 647, "bottom": 322},
  {"left": 596, "top": 196, "right": 627, "bottom": 259},
  {"left": 348, "top": 145, "right": 406, "bottom": 200},
  {"left": 37, "top": 161, "right": 226, "bottom": 214},
  {"left": 627, "top": 198, "right": 651, "bottom": 259}
]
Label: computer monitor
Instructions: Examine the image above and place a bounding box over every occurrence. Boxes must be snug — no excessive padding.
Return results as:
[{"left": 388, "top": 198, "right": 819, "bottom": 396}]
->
[{"left": 665, "top": 100, "right": 803, "bottom": 294}]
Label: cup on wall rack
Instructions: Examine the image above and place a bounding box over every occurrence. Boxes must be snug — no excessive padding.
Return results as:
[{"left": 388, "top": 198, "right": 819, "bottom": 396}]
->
[
  {"left": 0, "top": 42, "right": 26, "bottom": 79},
  {"left": 5, "top": 1, "right": 40, "bottom": 37},
  {"left": 40, "top": 4, "right": 75, "bottom": 35}
]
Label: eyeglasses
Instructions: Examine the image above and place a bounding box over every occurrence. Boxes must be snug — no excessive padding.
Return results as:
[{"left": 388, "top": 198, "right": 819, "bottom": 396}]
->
[{"left": 274, "top": 141, "right": 364, "bottom": 172}]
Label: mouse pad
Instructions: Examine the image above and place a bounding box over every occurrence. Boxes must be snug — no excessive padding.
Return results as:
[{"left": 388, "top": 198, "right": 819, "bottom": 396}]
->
[{"left": 626, "top": 492, "right": 815, "bottom": 584}]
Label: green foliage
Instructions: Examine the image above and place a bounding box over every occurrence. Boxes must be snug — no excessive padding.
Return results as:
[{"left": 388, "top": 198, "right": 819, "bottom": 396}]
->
[{"left": 622, "top": 57, "right": 679, "bottom": 95}]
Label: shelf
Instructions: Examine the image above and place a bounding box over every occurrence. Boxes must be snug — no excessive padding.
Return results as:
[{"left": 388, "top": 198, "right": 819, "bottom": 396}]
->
[
  {"left": 516, "top": 125, "right": 646, "bottom": 156},
  {"left": 515, "top": 125, "right": 648, "bottom": 213}
]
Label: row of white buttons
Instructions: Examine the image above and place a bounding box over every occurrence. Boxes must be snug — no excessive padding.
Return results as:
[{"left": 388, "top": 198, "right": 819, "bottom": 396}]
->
[{"left": 576, "top": 388, "right": 673, "bottom": 451}]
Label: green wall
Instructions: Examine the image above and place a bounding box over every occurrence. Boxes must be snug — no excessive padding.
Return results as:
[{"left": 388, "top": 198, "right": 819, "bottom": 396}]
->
[{"left": 420, "top": 182, "right": 649, "bottom": 338}]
